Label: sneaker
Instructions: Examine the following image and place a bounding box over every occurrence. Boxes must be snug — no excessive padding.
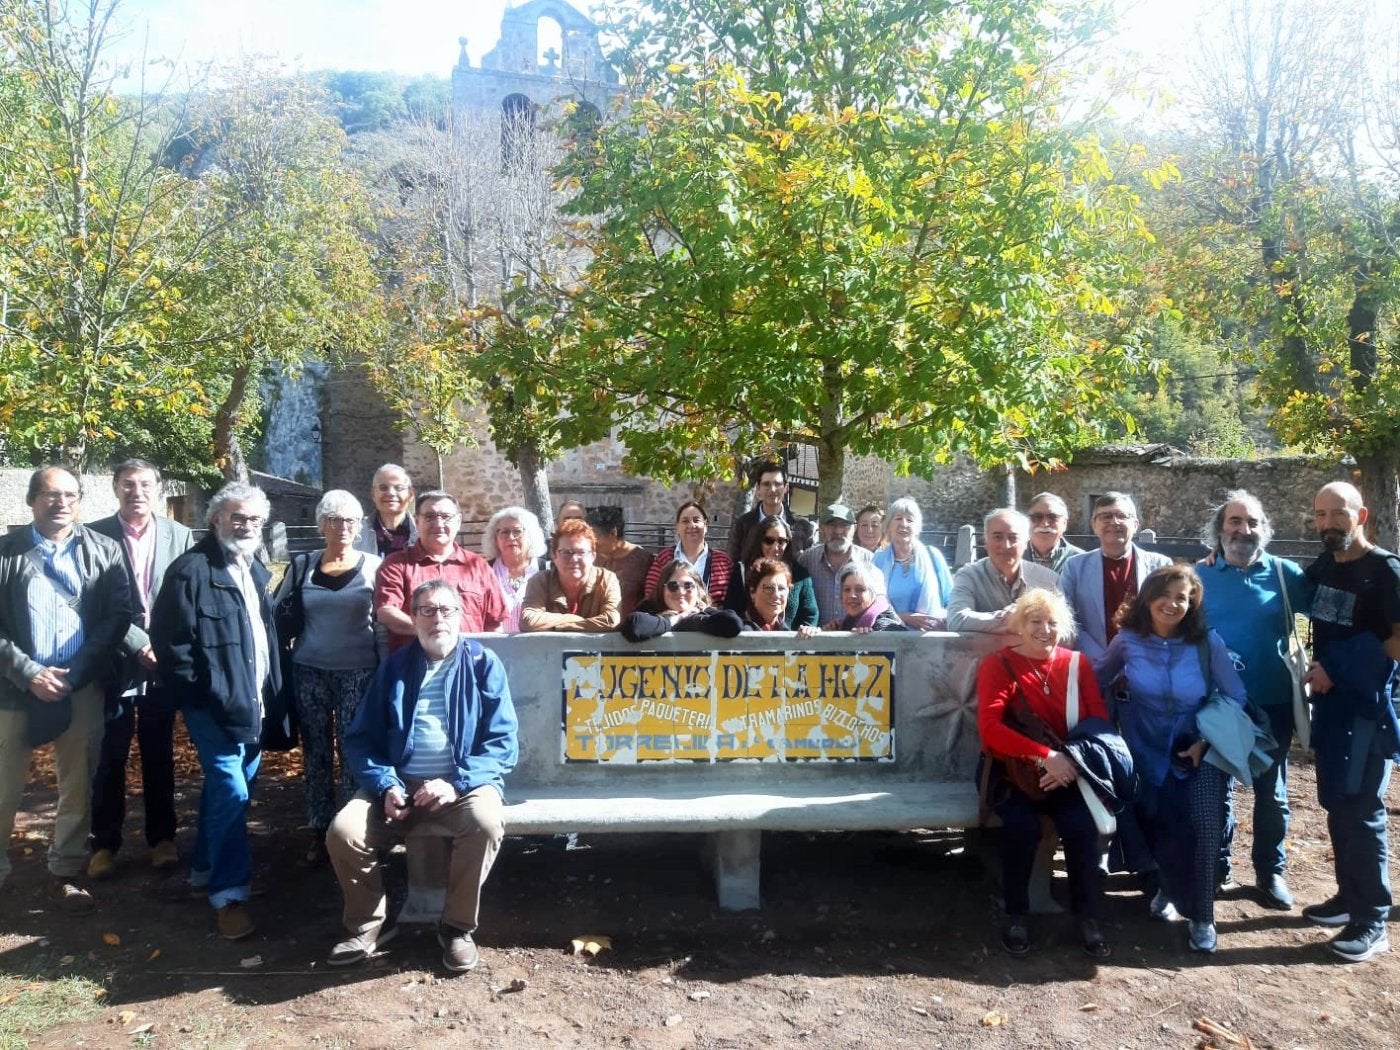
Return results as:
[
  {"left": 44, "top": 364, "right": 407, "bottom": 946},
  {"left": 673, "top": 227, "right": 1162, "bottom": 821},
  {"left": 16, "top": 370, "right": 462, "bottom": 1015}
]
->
[
  {"left": 1330, "top": 923, "right": 1390, "bottom": 963},
  {"left": 1216, "top": 863, "right": 1236, "bottom": 892},
  {"left": 1077, "top": 918, "right": 1111, "bottom": 960},
  {"left": 1302, "top": 896, "right": 1350, "bottom": 928},
  {"left": 150, "top": 841, "right": 179, "bottom": 871},
  {"left": 52, "top": 880, "right": 95, "bottom": 916},
  {"left": 1188, "top": 921, "right": 1218, "bottom": 953},
  {"left": 215, "top": 902, "right": 255, "bottom": 941},
  {"left": 438, "top": 924, "right": 480, "bottom": 972},
  {"left": 1256, "top": 873, "right": 1294, "bottom": 911},
  {"left": 328, "top": 923, "right": 398, "bottom": 967},
  {"left": 1000, "top": 916, "right": 1030, "bottom": 957},
  {"left": 1150, "top": 890, "right": 1180, "bottom": 922},
  {"left": 87, "top": 849, "right": 116, "bottom": 880}
]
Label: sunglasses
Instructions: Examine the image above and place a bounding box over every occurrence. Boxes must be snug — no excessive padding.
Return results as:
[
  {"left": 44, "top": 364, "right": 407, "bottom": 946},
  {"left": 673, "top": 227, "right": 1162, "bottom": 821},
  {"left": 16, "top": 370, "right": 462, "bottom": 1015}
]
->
[{"left": 665, "top": 580, "right": 698, "bottom": 594}]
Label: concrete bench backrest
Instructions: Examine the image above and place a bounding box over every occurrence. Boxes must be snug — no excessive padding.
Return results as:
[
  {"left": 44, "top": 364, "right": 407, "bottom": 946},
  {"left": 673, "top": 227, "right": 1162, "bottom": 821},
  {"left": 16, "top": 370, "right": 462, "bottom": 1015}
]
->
[{"left": 475, "top": 631, "right": 1003, "bottom": 793}]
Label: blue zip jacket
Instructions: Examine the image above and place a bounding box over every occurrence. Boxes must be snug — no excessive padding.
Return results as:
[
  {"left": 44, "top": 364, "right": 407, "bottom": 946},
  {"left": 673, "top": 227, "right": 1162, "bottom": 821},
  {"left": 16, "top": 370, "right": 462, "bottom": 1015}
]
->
[
  {"left": 1094, "top": 628, "right": 1247, "bottom": 786},
  {"left": 344, "top": 637, "right": 518, "bottom": 800}
]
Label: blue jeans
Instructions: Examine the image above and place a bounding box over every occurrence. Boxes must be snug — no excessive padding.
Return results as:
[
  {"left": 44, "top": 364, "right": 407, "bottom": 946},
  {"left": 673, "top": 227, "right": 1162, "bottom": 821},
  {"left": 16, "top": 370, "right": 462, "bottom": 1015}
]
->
[
  {"left": 1323, "top": 751, "right": 1393, "bottom": 929},
  {"left": 184, "top": 706, "right": 261, "bottom": 909},
  {"left": 1220, "top": 703, "right": 1293, "bottom": 879}
]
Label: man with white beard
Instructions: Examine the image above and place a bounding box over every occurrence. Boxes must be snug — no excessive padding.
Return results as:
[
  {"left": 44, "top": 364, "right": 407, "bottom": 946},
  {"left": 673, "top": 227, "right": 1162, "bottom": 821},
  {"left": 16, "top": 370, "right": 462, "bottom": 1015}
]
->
[
  {"left": 1023, "top": 492, "right": 1084, "bottom": 573},
  {"left": 152, "top": 483, "right": 279, "bottom": 941},
  {"left": 798, "top": 503, "right": 880, "bottom": 625},
  {"left": 1196, "top": 490, "right": 1313, "bottom": 910}
]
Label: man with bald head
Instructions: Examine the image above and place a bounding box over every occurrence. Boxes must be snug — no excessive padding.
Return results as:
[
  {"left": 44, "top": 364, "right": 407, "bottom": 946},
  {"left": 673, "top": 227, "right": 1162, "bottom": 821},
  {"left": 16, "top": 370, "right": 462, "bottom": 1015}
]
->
[
  {"left": 947, "top": 509, "right": 1059, "bottom": 633},
  {"left": 1298, "top": 481, "right": 1400, "bottom": 962},
  {"left": 0, "top": 466, "right": 131, "bottom": 913}
]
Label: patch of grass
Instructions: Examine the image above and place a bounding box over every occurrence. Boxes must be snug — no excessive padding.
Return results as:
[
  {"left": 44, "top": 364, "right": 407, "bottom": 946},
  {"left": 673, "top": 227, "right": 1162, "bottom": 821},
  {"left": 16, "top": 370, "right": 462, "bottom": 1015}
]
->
[{"left": 0, "top": 972, "right": 106, "bottom": 1049}]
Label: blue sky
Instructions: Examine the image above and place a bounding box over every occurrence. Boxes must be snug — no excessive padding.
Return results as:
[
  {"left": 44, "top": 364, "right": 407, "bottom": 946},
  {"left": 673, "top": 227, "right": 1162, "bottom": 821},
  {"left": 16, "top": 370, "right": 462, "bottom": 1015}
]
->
[{"left": 109, "top": 0, "right": 1202, "bottom": 81}]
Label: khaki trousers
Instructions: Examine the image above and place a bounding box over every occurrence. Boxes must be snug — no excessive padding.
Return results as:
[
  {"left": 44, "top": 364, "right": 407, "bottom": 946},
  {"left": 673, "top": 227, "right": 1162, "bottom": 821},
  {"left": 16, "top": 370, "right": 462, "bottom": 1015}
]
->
[
  {"left": 327, "top": 785, "right": 504, "bottom": 934},
  {"left": 0, "top": 683, "right": 105, "bottom": 883}
]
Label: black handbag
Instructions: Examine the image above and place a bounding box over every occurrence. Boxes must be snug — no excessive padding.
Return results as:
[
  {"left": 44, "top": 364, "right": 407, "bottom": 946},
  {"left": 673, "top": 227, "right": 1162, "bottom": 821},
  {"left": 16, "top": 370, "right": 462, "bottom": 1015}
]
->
[{"left": 263, "top": 556, "right": 309, "bottom": 752}]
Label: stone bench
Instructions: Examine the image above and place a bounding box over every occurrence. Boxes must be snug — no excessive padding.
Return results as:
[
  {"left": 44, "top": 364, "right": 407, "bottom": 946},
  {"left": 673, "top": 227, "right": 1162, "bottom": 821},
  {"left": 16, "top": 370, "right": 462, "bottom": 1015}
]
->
[{"left": 399, "top": 630, "right": 1002, "bottom": 918}]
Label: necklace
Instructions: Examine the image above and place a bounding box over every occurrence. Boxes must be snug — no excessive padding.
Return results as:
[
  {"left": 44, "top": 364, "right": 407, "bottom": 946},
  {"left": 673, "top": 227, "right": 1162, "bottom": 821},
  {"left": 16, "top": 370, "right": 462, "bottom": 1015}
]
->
[
  {"left": 893, "top": 546, "right": 915, "bottom": 577},
  {"left": 1017, "top": 651, "right": 1053, "bottom": 695}
]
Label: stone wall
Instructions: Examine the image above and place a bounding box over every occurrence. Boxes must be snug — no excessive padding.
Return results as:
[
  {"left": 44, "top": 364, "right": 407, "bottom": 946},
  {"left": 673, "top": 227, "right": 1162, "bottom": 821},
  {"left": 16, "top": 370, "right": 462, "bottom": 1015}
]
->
[
  {"left": 0, "top": 469, "right": 190, "bottom": 531},
  {"left": 840, "top": 450, "right": 1351, "bottom": 540}
]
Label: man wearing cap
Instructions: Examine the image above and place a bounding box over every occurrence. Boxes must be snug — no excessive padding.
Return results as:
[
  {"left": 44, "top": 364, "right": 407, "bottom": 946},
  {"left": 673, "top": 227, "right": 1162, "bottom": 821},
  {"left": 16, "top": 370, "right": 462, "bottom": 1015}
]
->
[{"left": 798, "top": 503, "right": 879, "bottom": 625}]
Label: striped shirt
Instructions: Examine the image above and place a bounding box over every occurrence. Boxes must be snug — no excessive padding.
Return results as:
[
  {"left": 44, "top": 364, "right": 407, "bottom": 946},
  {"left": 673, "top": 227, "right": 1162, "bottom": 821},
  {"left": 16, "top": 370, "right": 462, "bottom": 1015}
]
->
[
  {"left": 402, "top": 659, "right": 455, "bottom": 779},
  {"left": 27, "top": 527, "right": 84, "bottom": 666}
]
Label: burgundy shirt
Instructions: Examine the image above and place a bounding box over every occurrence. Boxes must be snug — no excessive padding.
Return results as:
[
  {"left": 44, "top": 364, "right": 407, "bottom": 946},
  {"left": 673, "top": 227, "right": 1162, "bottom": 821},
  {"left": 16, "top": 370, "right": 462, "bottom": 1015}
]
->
[
  {"left": 375, "top": 542, "right": 508, "bottom": 652},
  {"left": 1101, "top": 552, "right": 1135, "bottom": 644}
]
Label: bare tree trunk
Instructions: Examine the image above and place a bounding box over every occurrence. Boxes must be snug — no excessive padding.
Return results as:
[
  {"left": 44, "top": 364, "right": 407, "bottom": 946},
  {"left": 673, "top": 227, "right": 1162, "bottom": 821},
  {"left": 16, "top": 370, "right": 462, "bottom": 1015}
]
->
[
  {"left": 517, "top": 440, "right": 553, "bottom": 533},
  {"left": 214, "top": 360, "right": 254, "bottom": 483},
  {"left": 1356, "top": 451, "right": 1400, "bottom": 552}
]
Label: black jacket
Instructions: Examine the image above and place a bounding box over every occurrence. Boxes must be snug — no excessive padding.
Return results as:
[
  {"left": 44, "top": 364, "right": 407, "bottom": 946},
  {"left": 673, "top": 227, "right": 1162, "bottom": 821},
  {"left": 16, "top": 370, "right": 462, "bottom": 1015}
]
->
[
  {"left": 620, "top": 606, "right": 744, "bottom": 642},
  {"left": 1065, "top": 716, "right": 1138, "bottom": 811},
  {"left": 151, "top": 534, "right": 279, "bottom": 745}
]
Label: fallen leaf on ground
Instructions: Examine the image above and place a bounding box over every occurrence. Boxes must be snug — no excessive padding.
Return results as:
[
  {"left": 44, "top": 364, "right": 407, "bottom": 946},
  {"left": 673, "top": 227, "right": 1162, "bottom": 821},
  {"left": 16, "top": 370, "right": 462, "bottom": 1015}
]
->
[
  {"left": 664, "top": 1013, "right": 683, "bottom": 1027},
  {"left": 911, "top": 1006, "right": 928, "bottom": 1016},
  {"left": 58, "top": 955, "right": 75, "bottom": 965},
  {"left": 688, "top": 990, "right": 710, "bottom": 1002},
  {"left": 118, "top": 1010, "right": 137, "bottom": 1024},
  {"left": 981, "top": 1011, "right": 1006, "bottom": 1027},
  {"left": 102, "top": 933, "right": 121, "bottom": 946},
  {"left": 570, "top": 935, "right": 612, "bottom": 957},
  {"left": 147, "top": 949, "right": 160, "bottom": 961},
  {"left": 239, "top": 955, "right": 263, "bottom": 968},
  {"left": 126, "top": 1022, "right": 154, "bottom": 1035},
  {"left": 1079, "top": 1003, "right": 1100, "bottom": 1012}
]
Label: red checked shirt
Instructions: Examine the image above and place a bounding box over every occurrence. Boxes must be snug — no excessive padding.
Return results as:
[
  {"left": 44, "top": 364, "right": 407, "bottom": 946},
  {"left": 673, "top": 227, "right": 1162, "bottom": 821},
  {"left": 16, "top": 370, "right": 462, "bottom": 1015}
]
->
[{"left": 375, "top": 541, "right": 508, "bottom": 652}]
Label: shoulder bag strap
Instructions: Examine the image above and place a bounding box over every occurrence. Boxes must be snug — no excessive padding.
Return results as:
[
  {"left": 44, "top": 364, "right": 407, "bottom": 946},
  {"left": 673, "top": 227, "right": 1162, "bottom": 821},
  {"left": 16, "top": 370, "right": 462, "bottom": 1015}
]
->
[
  {"left": 1275, "top": 557, "right": 1303, "bottom": 651},
  {"left": 1066, "top": 650, "right": 1081, "bottom": 730}
]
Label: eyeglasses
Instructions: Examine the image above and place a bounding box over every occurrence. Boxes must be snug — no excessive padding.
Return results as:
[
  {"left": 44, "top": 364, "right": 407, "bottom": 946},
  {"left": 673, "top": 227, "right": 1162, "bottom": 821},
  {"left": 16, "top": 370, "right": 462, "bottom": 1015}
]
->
[
  {"left": 420, "top": 512, "right": 458, "bottom": 523},
  {"left": 757, "top": 582, "right": 788, "bottom": 595},
  {"left": 762, "top": 535, "right": 789, "bottom": 546},
  {"left": 414, "top": 604, "right": 460, "bottom": 619},
  {"left": 37, "top": 490, "right": 81, "bottom": 504},
  {"left": 1029, "top": 512, "right": 1063, "bottom": 524},
  {"left": 1093, "top": 511, "right": 1135, "bottom": 524},
  {"left": 497, "top": 527, "right": 525, "bottom": 539},
  {"left": 556, "top": 547, "right": 594, "bottom": 560},
  {"left": 324, "top": 516, "right": 358, "bottom": 528},
  {"left": 229, "top": 513, "right": 264, "bottom": 527},
  {"left": 665, "top": 580, "right": 698, "bottom": 594}
]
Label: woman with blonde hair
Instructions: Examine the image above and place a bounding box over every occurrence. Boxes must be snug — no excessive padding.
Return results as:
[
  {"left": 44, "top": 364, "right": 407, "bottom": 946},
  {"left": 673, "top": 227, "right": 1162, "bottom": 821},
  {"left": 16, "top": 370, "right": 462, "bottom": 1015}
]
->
[{"left": 978, "top": 588, "right": 1111, "bottom": 958}]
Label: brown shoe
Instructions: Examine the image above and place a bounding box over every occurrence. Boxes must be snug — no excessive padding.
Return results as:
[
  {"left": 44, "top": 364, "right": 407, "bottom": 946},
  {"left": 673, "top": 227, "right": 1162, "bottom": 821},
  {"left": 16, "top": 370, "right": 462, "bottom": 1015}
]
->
[
  {"left": 438, "top": 924, "right": 479, "bottom": 972},
  {"left": 87, "top": 849, "right": 117, "bottom": 880},
  {"left": 216, "top": 902, "right": 255, "bottom": 940},
  {"left": 150, "top": 841, "right": 179, "bottom": 871},
  {"left": 53, "top": 880, "right": 95, "bottom": 915}
]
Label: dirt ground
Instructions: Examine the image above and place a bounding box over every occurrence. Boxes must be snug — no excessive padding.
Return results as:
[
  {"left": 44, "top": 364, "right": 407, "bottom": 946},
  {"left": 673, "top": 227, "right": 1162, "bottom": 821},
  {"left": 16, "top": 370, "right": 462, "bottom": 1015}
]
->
[{"left": 2, "top": 734, "right": 1399, "bottom": 1050}]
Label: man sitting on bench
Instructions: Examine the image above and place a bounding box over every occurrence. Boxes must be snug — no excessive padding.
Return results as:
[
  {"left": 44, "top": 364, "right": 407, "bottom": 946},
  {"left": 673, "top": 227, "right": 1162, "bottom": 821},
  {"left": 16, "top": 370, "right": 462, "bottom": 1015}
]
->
[{"left": 326, "top": 579, "right": 519, "bottom": 973}]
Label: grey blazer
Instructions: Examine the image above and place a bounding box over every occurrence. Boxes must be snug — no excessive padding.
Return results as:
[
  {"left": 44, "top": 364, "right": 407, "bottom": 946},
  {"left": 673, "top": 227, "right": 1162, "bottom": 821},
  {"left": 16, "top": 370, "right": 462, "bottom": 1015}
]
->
[
  {"left": 1059, "top": 543, "right": 1173, "bottom": 660},
  {"left": 88, "top": 514, "right": 194, "bottom": 689},
  {"left": 0, "top": 524, "right": 132, "bottom": 710}
]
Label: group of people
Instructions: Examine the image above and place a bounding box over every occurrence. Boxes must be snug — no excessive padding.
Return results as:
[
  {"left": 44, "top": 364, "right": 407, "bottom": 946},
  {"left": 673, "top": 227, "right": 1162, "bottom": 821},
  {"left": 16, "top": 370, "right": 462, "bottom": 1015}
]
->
[
  {"left": 1, "top": 458, "right": 1395, "bottom": 974},
  {"left": 972, "top": 486, "right": 1399, "bottom": 967}
]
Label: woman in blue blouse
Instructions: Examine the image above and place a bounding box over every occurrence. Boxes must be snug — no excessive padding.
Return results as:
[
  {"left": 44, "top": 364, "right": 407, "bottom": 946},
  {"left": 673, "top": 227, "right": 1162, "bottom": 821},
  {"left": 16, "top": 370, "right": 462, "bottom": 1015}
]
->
[
  {"left": 1094, "top": 564, "right": 1248, "bottom": 954},
  {"left": 872, "top": 497, "right": 952, "bottom": 630}
]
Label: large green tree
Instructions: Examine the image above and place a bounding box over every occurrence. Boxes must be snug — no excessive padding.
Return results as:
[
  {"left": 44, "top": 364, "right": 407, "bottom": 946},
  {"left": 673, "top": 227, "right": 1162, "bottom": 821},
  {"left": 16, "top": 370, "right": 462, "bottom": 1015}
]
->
[
  {"left": 1164, "top": 0, "right": 1400, "bottom": 542},
  {"left": 555, "top": 0, "right": 1163, "bottom": 504},
  {"left": 0, "top": 0, "right": 217, "bottom": 467}
]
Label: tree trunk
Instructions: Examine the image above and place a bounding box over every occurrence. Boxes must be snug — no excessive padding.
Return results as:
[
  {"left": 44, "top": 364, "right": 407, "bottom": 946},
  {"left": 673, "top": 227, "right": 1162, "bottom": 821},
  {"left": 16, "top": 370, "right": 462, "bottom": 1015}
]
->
[
  {"left": 517, "top": 440, "right": 553, "bottom": 534},
  {"left": 815, "top": 363, "right": 847, "bottom": 508},
  {"left": 1356, "top": 450, "right": 1400, "bottom": 552},
  {"left": 214, "top": 360, "right": 254, "bottom": 483}
]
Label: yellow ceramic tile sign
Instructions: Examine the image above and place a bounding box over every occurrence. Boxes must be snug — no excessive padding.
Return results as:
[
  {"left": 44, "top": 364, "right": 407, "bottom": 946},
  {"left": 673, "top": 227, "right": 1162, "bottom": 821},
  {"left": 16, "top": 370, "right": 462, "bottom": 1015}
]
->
[{"left": 562, "top": 650, "right": 894, "bottom": 762}]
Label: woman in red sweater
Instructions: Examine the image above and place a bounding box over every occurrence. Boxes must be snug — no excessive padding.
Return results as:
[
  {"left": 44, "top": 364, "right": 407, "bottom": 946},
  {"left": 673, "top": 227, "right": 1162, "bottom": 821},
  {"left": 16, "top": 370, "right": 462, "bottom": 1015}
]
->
[{"left": 977, "top": 588, "right": 1111, "bottom": 960}]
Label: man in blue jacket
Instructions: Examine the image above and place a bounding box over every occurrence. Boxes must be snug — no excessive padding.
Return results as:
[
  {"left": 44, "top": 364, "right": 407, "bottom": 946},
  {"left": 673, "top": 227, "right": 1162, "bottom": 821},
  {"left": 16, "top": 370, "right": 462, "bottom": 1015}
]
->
[{"left": 327, "top": 579, "right": 518, "bottom": 973}]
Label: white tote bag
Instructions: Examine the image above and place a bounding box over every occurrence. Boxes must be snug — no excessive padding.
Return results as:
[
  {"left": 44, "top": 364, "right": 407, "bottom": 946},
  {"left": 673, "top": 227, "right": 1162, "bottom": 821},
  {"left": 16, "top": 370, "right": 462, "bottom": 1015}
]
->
[{"left": 1065, "top": 651, "right": 1117, "bottom": 837}]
